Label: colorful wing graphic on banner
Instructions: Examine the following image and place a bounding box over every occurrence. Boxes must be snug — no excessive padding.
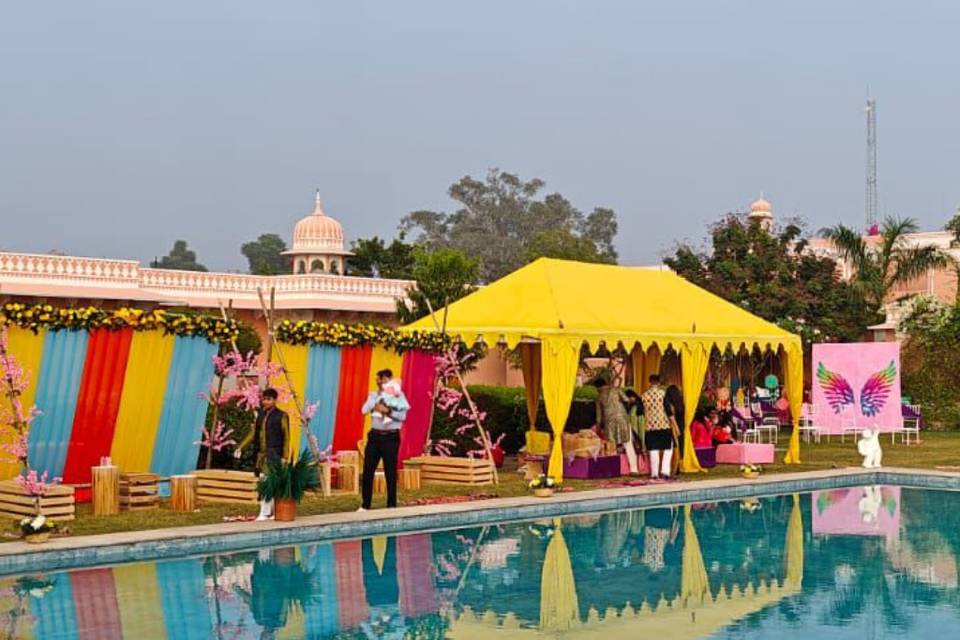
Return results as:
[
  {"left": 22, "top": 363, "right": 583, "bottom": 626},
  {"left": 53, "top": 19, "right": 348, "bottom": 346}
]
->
[
  {"left": 816, "top": 362, "right": 855, "bottom": 414},
  {"left": 860, "top": 360, "right": 896, "bottom": 417}
]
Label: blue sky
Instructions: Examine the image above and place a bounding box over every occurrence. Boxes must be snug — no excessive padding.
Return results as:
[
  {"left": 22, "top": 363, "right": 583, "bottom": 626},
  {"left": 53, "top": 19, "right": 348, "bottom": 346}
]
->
[{"left": 2, "top": 0, "right": 958, "bottom": 270}]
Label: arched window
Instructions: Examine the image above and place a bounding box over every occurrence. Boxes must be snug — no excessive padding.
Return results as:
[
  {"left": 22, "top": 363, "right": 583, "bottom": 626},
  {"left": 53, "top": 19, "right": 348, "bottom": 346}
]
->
[
  {"left": 295, "top": 259, "right": 306, "bottom": 274},
  {"left": 311, "top": 259, "right": 325, "bottom": 273},
  {"left": 329, "top": 261, "right": 339, "bottom": 275}
]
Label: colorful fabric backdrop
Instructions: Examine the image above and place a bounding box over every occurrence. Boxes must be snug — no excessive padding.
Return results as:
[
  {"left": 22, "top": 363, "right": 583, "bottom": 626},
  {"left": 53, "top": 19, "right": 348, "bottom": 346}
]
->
[
  {"left": 1, "top": 325, "right": 437, "bottom": 493},
  {"left": 811, "top": 342, "right": 902, "bottom": 434}
]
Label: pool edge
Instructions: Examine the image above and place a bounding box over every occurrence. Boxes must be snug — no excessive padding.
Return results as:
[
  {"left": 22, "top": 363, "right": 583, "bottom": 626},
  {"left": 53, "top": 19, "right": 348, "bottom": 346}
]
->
[{"left": 2, "top": 466, "right": 959, "bottom": 575}]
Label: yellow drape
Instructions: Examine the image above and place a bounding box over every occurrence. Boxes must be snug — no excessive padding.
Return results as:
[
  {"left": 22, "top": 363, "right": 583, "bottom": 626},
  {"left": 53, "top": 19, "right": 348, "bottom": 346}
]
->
[
  {"left": 784, "top": 494, "right": 804, "bottom": 588},
  {"left": 681, "top": 505, "right": 711, "bottom": 606},
  {"left": 539, "top": 520, "right": 579, "bottom": 632},
  {"left": 680, "top": 343, "right": 708, "bottom": 473},
  {"left": 641, "top": 344, "right": 662, "bottom": 393},
  {"left": 541, "top": 338, "right": 580, "bottom": 480},
  {"left": 271, "top": 343, "right": 309, "bottom": 460},
  {"left": 519, "top": 343, "right": 541, "bottom": 429},
  {"left": 782, "top": 342, "right": 803, "bottom": 464},
  {"left": 630, "top": 344, "right": 644, "bottom": 390},
  {"left": 372, "top": 535, "right": 387, "bottom": 575},
  {"left": 364, "top": 347, "right": 405, "bottom": 438},
  {"left": 111, "top": 331, "right": 175, "bottom": 472},
  {"left": 114, "top": 564, "right": 167, "bottom": 639},
  {"left": 0, "top": 326, "right": 46, "bottom": 480}
]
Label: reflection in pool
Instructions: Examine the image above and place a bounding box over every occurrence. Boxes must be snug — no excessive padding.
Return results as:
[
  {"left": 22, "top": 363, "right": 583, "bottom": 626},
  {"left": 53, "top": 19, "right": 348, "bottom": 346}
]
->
[{"left": 2, "top": 485, "right": 960, "bottom": 638}]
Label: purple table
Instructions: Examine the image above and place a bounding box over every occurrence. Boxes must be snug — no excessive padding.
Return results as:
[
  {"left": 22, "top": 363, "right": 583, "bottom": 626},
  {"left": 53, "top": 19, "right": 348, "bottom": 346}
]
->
[{"left": 563, "top": 455, "right": 621, "bottom": 479}]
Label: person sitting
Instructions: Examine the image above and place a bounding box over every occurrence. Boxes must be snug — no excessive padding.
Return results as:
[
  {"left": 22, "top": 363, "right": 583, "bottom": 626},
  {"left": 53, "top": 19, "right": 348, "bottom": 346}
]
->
[
  {"left": 690, "top": 409, "right": 714, "bottom": 449},
  {"left": 711, "top": 410, "right": 737, "bottom": 446}
]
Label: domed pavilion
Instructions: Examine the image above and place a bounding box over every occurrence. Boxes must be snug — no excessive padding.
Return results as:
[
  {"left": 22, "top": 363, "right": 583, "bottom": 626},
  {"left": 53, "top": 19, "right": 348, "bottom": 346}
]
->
[{"left": 282, "top": 190, "right": 353, "bottom": 274}]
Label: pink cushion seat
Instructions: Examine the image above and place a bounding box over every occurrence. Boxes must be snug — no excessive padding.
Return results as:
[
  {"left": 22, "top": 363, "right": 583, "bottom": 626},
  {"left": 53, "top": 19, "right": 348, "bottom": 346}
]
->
[{"left": 715, "top": 443, "right": 775, "bottom": 465}]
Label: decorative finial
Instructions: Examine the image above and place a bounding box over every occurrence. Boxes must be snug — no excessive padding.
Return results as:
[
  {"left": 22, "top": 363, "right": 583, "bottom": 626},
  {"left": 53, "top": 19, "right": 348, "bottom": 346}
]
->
[{"left": 313, "top": 189, "right": 324, "bottom": 216}]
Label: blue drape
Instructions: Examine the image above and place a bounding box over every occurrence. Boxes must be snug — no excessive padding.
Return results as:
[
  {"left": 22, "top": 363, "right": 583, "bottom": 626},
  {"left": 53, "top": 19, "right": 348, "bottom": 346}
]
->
[
  {"left": 29, "top": 329, "right": 88, "bottom": 477},
  {"left": 303, "top": 543, "right": 340, "bottom": 636},
  {"left": 150, "top": 336, "right": 216, "bottom": 489},
  {"left": 305, "top": 344, "right": 342, "bottom": 451},
  {"left": 30, "top": 572, "right": 80, "bottom": 640},
  {"left": 156, "top": 559, "right": 212, "bottom": 640}
]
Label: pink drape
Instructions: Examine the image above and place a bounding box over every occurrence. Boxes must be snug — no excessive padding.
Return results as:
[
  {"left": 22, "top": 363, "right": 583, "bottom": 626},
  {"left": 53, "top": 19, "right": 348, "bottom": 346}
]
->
[
  {"left": 398, "top": 350, "right": 437, "bottom": 463},
  {"left": 397, "top": 533, "right": 438, "bottom": 617},
  {"left": 334, "top": 540, "right": 369, "bottom": 630}
]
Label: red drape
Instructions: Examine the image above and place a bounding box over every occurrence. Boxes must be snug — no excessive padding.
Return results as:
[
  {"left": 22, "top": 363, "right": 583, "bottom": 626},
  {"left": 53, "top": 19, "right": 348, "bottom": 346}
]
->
[
  {"left": 332, "top": 346, "right": 373, "bottom": 452},
  {"left": 398, "top": 350, "right": 437, "bottom": 463},
  {"left": 334, "top": 540, "right": 369, "bottom": 629},
  {"left": 62, "top": 328, "right": 133, "bottom": 502},
  {"left": 71, "top": 568, "right": 123, "bottom": 640},
  {"left": 397, "top": 533, "right": 438, "bottom": 617}
]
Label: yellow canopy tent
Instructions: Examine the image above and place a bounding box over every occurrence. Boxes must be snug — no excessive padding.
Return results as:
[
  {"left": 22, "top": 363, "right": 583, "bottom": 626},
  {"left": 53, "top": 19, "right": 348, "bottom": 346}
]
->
[
  {"left": 401, "top": 258, "right": 804, "bottom": 479},
  {"left": 447, "top": 495, "right": 805, "bottom": 639}
]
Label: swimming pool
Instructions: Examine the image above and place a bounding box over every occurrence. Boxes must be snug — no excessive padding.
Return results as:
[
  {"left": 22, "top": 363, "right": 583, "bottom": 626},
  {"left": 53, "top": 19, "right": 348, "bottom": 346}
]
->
[{"left": 2, "top": 485, "right": 959, "bottom": 638}]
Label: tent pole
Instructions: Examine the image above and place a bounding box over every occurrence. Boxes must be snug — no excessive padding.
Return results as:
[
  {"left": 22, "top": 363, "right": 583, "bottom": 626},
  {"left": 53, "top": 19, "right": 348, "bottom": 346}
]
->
[{"left": 256, "top": 287, "right": 321, "bottom": 461}]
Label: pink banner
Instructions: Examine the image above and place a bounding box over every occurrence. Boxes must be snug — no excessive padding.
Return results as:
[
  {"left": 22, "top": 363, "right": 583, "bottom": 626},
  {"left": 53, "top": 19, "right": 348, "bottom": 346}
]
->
[
  {"left": 811, "top": 342, "right": 902, "bottom": 434},
  {"left": 812, "top": 486, "right": 900, "bottom": 539}
]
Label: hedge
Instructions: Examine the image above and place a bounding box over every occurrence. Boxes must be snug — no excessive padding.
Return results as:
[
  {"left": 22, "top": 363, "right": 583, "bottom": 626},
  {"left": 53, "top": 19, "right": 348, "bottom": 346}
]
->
[{"left": 431, "top": 385, "right": 600, "bottom": 455}]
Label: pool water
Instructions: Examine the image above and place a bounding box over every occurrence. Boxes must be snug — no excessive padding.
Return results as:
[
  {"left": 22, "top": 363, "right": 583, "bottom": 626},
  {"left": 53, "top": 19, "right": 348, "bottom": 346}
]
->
[{"left": 3, "top": 485, "right": 960, "bottom": 638}]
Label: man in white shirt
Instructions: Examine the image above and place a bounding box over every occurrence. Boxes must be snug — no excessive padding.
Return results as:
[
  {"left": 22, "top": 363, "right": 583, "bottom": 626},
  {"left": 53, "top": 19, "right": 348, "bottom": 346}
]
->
[{"left": 359, "top": 369, "right": 410, "bottom": 510}]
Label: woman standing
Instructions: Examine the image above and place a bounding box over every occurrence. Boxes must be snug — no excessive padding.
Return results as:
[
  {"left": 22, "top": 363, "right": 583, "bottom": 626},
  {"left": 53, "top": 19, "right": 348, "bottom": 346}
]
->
[
  {"left": 640, "top": 375, "right": 675, "bottom": 479},
  {"left": 665, "top": 384, "right": 684, "bottom": 475},
  {"left": 595, "top": 377, "right": 639, "bottom": 474}
]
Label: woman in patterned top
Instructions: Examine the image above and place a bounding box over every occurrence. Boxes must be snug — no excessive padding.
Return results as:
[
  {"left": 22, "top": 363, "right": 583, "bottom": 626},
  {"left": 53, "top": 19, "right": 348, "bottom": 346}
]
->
[{"left": 640, "top": 374, "right": 678, "bottom": 479}]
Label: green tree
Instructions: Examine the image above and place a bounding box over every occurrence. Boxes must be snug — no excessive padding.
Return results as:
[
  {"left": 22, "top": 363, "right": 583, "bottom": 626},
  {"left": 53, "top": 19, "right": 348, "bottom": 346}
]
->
[
  {"left": 899, "top": 296, "right": 960, "bottom": 429},
  {"left": 397, "top": 248, "right": 480, "bottom": 324},
  {"left": 822, "top": 217, "right": 951, "bottom": 309},
  {"left": 241, "top": 233, "right": 289, "bottom": 275},
  {"left": 665, "top": 215, "right": 875, "bottom": 344},
  {"left": 401, "top": 169, "right": 618, "bottom": 282},
  {"left": 151, "top": 240, "right": 207, "bottom": 272},
  {"left": 345, "top": 234, "right": 416, "bottom": 279}
]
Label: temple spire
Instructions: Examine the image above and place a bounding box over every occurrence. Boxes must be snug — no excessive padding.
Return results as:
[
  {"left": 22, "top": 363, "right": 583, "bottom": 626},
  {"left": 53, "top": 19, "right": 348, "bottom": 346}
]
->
[{"left": 313, "top": 188, "right": 324, "bottom": 216}]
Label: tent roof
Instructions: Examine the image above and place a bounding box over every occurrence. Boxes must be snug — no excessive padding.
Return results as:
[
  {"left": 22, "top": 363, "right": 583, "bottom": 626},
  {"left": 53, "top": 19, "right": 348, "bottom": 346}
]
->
[{"left": 402, "top": 258, "right": 799, "bottom": 352}]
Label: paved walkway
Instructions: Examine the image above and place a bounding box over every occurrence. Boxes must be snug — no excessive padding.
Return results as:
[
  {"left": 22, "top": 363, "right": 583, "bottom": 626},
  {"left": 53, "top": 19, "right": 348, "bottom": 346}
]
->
[{"left": 5, "top": 466, "right": 954, "bottom": 559}]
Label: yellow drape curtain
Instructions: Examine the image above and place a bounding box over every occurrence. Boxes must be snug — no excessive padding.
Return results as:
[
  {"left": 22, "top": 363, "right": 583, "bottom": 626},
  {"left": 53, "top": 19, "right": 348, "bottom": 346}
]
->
[
  {"left": 681, "top": 504, "right": 711, "bottom": 607},
  {"left": 0, "top": 326, "right": 46, "bottom": 480},
  {"left": 113, "top": 564, "right": 167, "bottom": 639},
  {"left": 782, "top": 342, "right": 804, "bottom": 464},
  {"left": 784, "top": 493, "right": 804, "bottom": 588},
  {"left": 630, "top": 344, "right": 644, "bottom": 390},
  {"left": 364, "top": 347, "right": 405, "bottom": 438},
  {"left": 539, "top": 519, "right": 579, "bottom": 632},
  {"left": 271, "top": 343, "right": 309, "bottom": 460},
  {"left": 519, "top": 343, "right": 542, "bottom": 429},
  {"left": 680, "top": 342, "right": 708, "bottom": 473},
  {"left": 541, "top": 338, "right": 580, "bottom": 480},
  {"left": 111, "top": 331, "right": 175, "bottom": 472}
]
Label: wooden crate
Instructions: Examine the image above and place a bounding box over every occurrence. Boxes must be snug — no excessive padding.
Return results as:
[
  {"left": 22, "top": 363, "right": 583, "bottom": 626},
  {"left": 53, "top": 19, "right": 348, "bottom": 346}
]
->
[
  {"left": 0, "top": 480, "right": 75, "bottom": 521},
  {"left": 191, "top": 469, "right": 258, "bottom": 504},
  {"left": 119, "top": 472, "right": 159, "bottom": 511},
  {"left": 398, "top": 467, "right": 421, "bottom": 490},
  {"left": 408, "top": 456, "right": 495, "bottom": 486}
]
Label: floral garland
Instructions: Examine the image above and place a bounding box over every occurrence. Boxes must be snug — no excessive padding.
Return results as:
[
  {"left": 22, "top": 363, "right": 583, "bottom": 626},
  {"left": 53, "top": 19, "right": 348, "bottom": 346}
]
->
[
  {"left": 275, "top": 319, "right": 448, "bottom": 352},
  {"left": 0, "top": 303, "right": 239, "bottom": 344}
]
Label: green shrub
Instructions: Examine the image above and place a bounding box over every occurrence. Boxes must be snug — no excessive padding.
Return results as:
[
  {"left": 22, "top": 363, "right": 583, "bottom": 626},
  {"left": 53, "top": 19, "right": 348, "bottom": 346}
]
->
[{"left": 430, "top": 385, "right": 600, "bottom": 455}]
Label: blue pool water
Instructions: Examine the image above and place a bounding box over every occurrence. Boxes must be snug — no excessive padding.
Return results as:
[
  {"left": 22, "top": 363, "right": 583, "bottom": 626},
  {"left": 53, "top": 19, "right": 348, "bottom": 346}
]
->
[{"left": 3, "top": 485, "right": 960, "bottom": 638}]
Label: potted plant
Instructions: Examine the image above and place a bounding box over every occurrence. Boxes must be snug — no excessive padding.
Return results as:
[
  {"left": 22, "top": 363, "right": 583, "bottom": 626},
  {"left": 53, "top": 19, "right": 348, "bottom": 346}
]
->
[
  {"left": 257, "top": 451, "right": 320, "bottom": 522},
  {"left": 18, "top": 514, "right": 57, "bottom": 544},
  {"left": 529, "top": 474, "right": 558, "bottom": 497},
  {"left": 740, "top": 464, "right": 762, "bottom": 480}
]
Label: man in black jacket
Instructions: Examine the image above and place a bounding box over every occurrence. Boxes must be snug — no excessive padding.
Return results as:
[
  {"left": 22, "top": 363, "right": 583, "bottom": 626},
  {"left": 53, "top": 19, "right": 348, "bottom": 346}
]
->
[{"left": 235, "top": 387, "right": 291, "bottom": 521}]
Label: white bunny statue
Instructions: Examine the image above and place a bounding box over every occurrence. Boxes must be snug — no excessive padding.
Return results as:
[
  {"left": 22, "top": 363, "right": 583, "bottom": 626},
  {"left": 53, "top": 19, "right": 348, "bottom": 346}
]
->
[{"left": 857, "top": 428, "right": 883, "bottom": 469}]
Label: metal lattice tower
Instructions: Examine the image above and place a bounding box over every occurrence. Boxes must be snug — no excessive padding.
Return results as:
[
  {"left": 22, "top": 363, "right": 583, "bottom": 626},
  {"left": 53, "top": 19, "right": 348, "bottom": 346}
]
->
[{"left": 865, "top": 97, "right": 878, "bottom": 228}]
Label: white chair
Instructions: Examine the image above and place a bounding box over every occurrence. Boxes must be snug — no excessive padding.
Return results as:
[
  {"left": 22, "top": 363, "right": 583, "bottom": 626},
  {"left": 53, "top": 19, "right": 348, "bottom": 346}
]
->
[
  {"left": 840, "top": 415, "right": 861, "bottom": 442},
  {"left": 798, "top": 404, "right": 822, "bottom": 444},
  {"left": 758, "top": 417, "right": 779, "bottom": 444},
  {"left": 895, "top": 417, "right": 920, "bottom": 445}
]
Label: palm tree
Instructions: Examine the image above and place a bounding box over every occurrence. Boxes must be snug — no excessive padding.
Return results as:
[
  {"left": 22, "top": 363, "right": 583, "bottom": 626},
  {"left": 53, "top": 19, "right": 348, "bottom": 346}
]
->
[{"left": 822, "top": 217, "right": 952, "bottom": 310}]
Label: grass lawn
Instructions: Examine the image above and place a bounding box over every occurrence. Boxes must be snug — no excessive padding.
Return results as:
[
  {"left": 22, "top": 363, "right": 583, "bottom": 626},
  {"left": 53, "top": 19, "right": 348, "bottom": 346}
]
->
[{"left": 7, "top": 432, "right": 959, "bottom": 541}]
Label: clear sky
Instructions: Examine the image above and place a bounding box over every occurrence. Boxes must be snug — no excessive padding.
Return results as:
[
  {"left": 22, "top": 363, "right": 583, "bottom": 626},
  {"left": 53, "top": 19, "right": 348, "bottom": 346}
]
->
[{"left": 2, "top": 0, "right": 958, "bottom": 271}]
